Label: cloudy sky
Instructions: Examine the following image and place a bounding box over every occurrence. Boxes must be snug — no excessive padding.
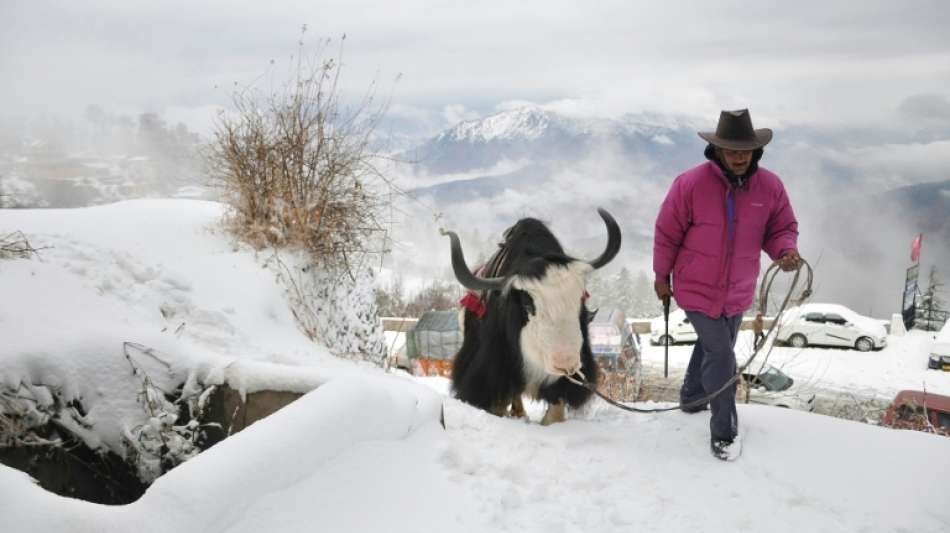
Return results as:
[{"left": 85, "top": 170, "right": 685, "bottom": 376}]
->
[{"left": 4, "top": 0, "right": 950, "bottom": 135}]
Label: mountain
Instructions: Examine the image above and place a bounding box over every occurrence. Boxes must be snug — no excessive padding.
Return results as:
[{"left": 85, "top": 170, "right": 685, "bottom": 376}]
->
[
  {"left": 403, "top": 106, "right": 703, "bottom": 179},
  {"left": 886, "top": 179, "right": 950, "bottom": 239}
]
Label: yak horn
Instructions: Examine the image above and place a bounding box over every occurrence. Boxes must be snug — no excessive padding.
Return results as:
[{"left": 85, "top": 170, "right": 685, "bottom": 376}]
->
[
  {"left": 587, "top": 208, "right": 622, "bottom": 270},
  {"left": 443, "top": 229, "right": 508, "bottom": 292}
]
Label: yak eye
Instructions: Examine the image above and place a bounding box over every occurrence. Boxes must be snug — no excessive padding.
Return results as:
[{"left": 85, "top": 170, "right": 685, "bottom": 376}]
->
[{"left": 521, "top": 292, "right": 536, "bottom": 317}]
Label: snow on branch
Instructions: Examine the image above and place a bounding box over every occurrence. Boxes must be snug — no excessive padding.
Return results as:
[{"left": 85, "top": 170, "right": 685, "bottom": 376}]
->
[
  {"left": 122, "top": 342, "right": 216, "bottom": 482},
  {"left": 0, "top": 382, "right": 81, "bottom": 449},
  {"left": 266, "top": 251, "right": 387, "bottom": 366}
]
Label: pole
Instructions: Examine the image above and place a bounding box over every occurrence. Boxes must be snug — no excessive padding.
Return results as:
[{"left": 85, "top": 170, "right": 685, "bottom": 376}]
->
[{"left": 663, "top": 296, "right": 670, "bottom": 378}]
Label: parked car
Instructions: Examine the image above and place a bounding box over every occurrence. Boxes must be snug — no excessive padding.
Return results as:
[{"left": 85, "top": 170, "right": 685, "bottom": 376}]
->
[
  {"left": 649, "top": 308, "right": 698, "bottom": 345},
  {"left": 589, "top": 309, "right": 642, "bottom": 401},
  {"left": 775, "top": 303, "right": 887, "bottom": 351},
  {"left": 881, "top": 390, "right": 950, "bottom": 433},
  {"left": 739, "top": 365, "right": 816, "bottom": 412},
  {"left": 927, "top": 320, "right": 950, "bottom": 371}
]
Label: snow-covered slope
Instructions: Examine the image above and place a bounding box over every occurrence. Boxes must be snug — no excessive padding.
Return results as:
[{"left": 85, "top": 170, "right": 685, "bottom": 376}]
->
[
  {"left": 0, "top": 200, "right": 391, "bottom": 469},
  {"left": 0, "top": 200, "right": 327, "bottom": 364}
]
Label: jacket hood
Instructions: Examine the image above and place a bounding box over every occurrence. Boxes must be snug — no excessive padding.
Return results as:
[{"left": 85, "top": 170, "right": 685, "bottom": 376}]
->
[{"left": 704, "top": 143, "right": 764, "bottom": 188}]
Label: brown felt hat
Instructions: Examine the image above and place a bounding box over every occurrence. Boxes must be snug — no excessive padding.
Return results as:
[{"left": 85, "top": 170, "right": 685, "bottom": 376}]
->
[{"left": 698, "top": 109, "right": 772, "bottom": 151}]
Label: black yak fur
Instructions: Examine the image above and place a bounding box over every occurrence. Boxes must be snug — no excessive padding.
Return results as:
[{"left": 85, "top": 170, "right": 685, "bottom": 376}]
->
[{"left": 450, "top": 217, "right": 599, "bottom": 415}]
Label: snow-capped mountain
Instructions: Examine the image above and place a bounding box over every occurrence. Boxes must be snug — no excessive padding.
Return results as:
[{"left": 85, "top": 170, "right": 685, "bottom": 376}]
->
[
  {"left": 404, "top": 106, "right": 702, "bottom": 177},
  {"left": 434, "top": 106, "right": 592, "bottom": 144}
]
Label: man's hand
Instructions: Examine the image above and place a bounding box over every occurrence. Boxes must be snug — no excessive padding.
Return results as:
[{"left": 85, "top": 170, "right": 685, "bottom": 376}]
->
[
  {"left": 779, "top": 250, "right": 802, "bottom": 272},
  {"left": 654, "top": 280, "right": 673, "bottom": 302}
]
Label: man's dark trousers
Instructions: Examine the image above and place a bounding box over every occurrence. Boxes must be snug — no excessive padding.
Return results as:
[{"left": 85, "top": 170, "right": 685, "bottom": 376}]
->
[{"left": 680, "top": 311, "right": 743, "bottom": 440}]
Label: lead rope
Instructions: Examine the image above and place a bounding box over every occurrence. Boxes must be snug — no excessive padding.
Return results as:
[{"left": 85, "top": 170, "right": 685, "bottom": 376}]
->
[{"left": 566, "top": 258, "right": 813, "bottom": 414}]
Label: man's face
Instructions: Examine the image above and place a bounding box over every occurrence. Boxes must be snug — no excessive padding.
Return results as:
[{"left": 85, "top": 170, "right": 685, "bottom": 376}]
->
[{"left": 718, "top": 148, "right": 754, "bottom": 176}]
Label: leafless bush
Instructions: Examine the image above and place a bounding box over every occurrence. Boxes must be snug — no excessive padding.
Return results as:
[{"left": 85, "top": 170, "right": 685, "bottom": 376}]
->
[
  {"left": 375, "top": 277, "right": 462, "bottom": 318},
  {"left": 205, "top": 32, "right": 392, "bottom": 275},
  {"left": 0, "top": 231, "right": 42, "bottom": 260}
]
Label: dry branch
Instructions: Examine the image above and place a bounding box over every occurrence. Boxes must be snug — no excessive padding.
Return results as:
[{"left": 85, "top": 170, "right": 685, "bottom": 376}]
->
[{"left": 0, "top": 231, "right": 44, "bottom": 259}]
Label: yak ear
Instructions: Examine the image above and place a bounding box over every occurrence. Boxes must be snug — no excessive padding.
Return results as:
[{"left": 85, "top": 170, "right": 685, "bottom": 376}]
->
[
  {"left": 570, "top": 261, "right": 594, "bottom": 276},
  {"left": 507, "top": 275, "right": 524, "bottom": 294}
]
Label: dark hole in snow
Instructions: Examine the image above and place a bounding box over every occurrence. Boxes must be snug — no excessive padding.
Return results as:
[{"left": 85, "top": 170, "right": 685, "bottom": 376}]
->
[
  {"left": 1, "top": 384, "right": 303, "bottom": 505},
  {"left": 0, "top": 436, "right": 149, "bottom": 505}
]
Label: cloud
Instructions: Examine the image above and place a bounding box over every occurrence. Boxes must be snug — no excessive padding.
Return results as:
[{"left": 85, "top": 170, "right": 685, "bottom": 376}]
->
[
  {"left": 4, "top": 0, "right": 949, "bottom": 135},
  {"left": 441, "top": 104, "right": 480, "bottom": 127},
  {"left": 898, "top": 93, "right": 950, "bottom": 122}
]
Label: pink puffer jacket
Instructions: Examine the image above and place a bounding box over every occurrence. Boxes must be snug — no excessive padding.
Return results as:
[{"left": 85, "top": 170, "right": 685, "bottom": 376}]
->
[{"left": 653, "top": 161, "right": 798, "bottom": 318}]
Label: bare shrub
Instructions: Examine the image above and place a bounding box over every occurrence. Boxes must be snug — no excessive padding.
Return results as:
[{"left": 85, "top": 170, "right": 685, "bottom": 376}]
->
[
  {"left": 0, "top": 231, "right": 43, "bottom": 260},
  {"left": 205, "top": 32, "right": 392, "bottom": 275},
  {"left": 122, "top": 343, "right": 211, "bottom": 482},
  {"left": 375, "top": 277, "right": 462, "bottom": 319}
]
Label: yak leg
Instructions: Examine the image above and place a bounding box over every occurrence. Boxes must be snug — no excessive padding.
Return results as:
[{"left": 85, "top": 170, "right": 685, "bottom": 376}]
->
[
  {"left": 540, "top": 400, "right": 567, "bottom": 426},
  {"left": 508, "top": 395, "right": 527, "bottom": 419},
  {"left": 490, "top": 402, "right": 508, "bottom": 417}
]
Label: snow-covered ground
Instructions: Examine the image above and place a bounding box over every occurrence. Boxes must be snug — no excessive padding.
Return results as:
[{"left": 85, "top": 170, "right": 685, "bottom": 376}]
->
[
  {"left": 640, "top": 328, "right": 950, "bottom": 403},
  {"left": 2, "top": 200, "right": 949, "bottom": 532}
]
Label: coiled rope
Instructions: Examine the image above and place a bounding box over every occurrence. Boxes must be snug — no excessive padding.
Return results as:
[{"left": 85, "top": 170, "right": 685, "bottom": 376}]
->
[{"left": 566, "top": 258, "right": 813, "bottom": 414}]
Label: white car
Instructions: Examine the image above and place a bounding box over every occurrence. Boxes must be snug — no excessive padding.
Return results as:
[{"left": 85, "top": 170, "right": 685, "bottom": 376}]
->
[
  {"left": 776, "top": 303, "right": 887, "bottom": 352},
  {"left": 740, "top": 365, "right": 816, "bottom": 412},
  {"left": 650, "top": 308, "right": 698, "bottom": 345}
]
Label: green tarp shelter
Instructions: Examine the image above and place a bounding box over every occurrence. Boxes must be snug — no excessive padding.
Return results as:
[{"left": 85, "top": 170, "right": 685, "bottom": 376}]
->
[{"left": 405, "top": 310, "right": 463, "bottom": 361}]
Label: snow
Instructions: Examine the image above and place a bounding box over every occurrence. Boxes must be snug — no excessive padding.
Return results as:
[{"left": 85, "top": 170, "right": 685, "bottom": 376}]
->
[
  {"left": 0, "top": 200, "right": 367, "bottom": 464},
  {"left": 438, "top": 106, "right": 592, "bottom": 143},
  {"left": 2, "top": 199, "right": 949, "bottom": 532},
  {"left": 641, "top": 329, "right": 950, "bottom": 403}
]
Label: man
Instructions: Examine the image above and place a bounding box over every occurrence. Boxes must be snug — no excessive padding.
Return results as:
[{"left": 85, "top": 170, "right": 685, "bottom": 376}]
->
[{"left": 653, "top": 109, "right": 800, "bottom": 461}]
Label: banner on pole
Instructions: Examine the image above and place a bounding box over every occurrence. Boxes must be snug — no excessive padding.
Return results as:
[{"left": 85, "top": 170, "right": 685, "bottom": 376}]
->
[
  {"left": 911, "top": 233, "right": 923, "bottom": 263},
  {"left": 902, "top": 264, "right": 920, "bottom": 330}
]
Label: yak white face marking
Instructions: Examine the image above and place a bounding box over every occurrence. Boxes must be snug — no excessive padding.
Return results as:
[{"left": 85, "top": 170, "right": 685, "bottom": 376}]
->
[{"left": 513, "top": 261, "right": 592, "bottom": 384}]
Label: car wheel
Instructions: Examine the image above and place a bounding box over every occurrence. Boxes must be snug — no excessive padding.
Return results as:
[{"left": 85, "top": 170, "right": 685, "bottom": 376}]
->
[
  {"left": 855, "top": 337, "right": 873, "bottom": 352},
  {"left": 658, "top": 334, "right": 673, "bottom": 346},
  {"left": 788, "top": 333, "right": 807, "bottom": 348}
]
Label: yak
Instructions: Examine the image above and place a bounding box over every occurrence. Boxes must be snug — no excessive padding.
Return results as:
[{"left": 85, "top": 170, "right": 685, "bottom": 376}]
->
[{"left": 443, "top": 208, "right": 620, "bottom": 424}]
